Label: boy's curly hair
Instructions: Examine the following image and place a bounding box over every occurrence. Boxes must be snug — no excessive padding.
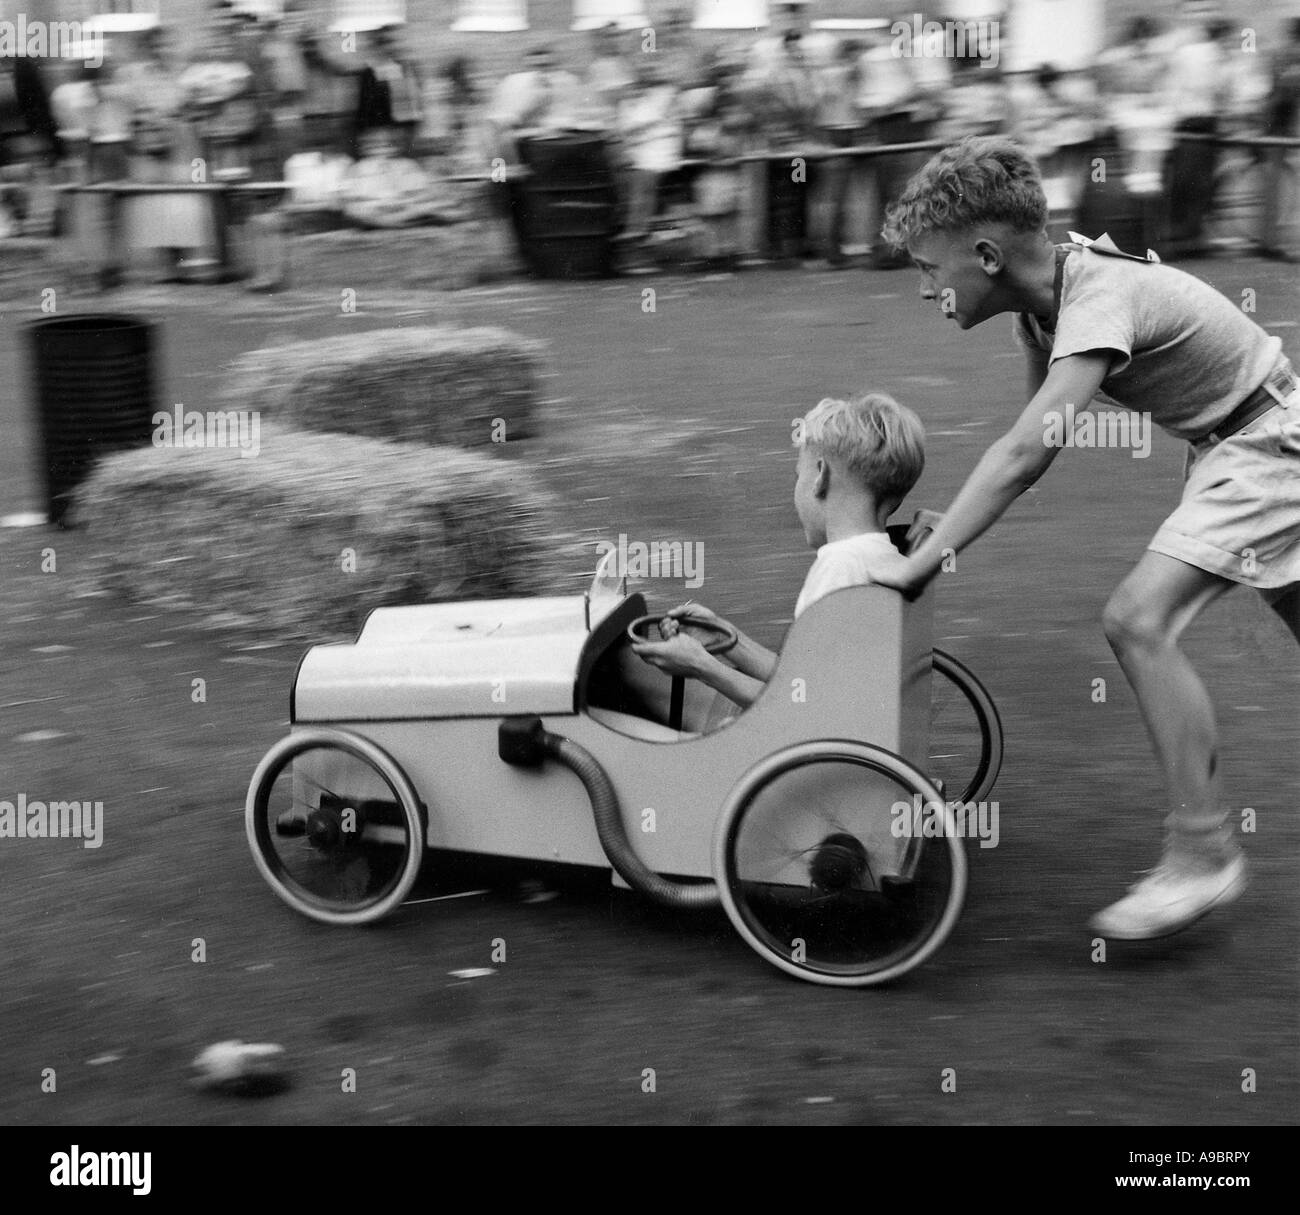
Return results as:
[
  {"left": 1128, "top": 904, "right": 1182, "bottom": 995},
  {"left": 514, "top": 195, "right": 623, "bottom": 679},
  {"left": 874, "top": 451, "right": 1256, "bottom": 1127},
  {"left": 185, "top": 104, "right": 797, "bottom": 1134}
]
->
[
  {"left": 795, "top": 392, "right": 925, "bottom": 507},
  {"left": 881, "top": 136, "right": 1048, "bottom": 251}
]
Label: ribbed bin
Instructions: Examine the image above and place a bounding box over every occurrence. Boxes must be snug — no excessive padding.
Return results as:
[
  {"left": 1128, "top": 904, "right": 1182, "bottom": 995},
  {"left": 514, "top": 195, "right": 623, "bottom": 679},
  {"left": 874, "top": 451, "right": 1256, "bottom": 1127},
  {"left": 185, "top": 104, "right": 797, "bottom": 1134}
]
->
[
  {"left": 516, "top": 134, "right": 618, "bottom": 279},
  {"left": 28, "top": 315, "right": 157, "bottom": 525}
]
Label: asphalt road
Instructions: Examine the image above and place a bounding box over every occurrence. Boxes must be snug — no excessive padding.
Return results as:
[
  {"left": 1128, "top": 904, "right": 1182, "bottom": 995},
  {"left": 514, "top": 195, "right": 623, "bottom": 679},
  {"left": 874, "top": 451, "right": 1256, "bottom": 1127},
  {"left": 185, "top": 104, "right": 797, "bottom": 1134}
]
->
[{"left": 0, "top": 257, "right": 1297, "bottom": 1125}]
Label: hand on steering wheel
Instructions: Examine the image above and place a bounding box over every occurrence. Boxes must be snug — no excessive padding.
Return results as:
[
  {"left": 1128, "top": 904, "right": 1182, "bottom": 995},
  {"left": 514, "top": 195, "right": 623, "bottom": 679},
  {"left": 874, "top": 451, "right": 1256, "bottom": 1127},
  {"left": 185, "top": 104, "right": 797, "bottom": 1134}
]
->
[
  {"left": 627, "top": 612, "right": 737, "bottom": 653},
  {"left": 626, "top": 613, "right": 738, "bottom": 732}
]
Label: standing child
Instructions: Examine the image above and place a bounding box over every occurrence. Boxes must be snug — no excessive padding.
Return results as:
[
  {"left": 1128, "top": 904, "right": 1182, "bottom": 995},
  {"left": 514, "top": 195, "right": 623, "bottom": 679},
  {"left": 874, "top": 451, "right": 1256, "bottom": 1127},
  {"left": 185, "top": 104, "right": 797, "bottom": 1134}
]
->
[{"left": 860, "top": 136, "right": 1298, "bottom": 940}]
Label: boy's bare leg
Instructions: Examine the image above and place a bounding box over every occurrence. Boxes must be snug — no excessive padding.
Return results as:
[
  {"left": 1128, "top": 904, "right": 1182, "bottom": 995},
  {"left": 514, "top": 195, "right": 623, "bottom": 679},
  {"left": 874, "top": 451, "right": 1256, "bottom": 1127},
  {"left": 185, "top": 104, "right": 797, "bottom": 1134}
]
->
[
  {"left": 611, "top": 643, "right": 720, "bottom": 733},
  {"left": 1101, "top": 552, "right": 1238, "bottom": 865}
]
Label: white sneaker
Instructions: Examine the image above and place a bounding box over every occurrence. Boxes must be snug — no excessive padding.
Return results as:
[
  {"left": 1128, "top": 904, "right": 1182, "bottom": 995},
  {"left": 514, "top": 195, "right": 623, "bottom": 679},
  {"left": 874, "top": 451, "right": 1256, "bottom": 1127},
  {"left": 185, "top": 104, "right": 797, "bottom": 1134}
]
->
[{"left": 1090, "top": 853, "right": 1246, "bottom": 940}]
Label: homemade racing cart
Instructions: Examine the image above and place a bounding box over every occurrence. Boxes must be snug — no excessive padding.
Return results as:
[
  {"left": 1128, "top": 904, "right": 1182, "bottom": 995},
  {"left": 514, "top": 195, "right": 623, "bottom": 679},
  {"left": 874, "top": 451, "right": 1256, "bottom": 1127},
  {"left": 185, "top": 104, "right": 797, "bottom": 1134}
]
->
[{"left": 246, "top": 524, "right": 1002, "bottom": 986}]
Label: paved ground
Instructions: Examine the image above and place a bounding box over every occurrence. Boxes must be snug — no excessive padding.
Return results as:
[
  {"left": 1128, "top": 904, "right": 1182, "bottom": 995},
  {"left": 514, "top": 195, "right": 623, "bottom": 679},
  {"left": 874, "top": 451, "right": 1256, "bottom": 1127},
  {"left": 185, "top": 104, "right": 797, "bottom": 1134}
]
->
[{"left": 0, "top": 254, "right": 1297, "bottom": 1125}]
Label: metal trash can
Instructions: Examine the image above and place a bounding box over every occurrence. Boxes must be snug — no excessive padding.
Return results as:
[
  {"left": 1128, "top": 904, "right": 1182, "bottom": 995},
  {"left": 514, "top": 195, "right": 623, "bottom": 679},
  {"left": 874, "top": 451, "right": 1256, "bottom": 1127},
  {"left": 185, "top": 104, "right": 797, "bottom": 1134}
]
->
[
  {"left": 28, "top": 314, "right": 157, "bottom": 526},
  {"left": 515, "top": 134, "right": 618, "bottom": 279}
]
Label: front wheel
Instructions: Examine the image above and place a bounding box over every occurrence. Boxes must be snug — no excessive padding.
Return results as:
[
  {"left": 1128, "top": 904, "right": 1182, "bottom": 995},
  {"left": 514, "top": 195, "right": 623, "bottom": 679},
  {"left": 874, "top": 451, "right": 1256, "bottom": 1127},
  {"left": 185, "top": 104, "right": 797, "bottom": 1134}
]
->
[
  {"left": 713, "top": 740, "right": 966, "bottom": 987},
  {"left": 246, "top": 728, "right": 426, "bottom": 925}
]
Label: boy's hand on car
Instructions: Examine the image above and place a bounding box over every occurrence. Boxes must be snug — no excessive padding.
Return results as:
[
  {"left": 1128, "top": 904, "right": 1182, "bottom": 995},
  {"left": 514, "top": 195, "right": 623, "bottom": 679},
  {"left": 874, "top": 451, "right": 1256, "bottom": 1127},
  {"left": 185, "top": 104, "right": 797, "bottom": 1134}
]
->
[
  {"left": 631, "top": 631, "right": 713, "bottom": 679},
  {"left": 906, "top": 509, "right": 945, "bottom": 548}
]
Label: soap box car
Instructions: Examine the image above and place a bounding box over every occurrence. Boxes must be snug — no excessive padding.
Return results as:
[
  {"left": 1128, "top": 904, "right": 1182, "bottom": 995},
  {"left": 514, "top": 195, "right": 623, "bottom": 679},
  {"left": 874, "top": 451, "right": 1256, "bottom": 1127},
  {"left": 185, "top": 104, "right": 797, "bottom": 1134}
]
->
[{"left": 246, "top": 524, "right": 1002, "bottom": 986}]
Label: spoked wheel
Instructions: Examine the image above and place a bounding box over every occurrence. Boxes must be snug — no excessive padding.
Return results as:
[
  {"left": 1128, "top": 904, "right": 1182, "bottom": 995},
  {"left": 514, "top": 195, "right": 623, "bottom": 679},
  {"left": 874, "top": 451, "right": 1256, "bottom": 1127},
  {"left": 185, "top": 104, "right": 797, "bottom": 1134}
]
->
[
  {"left": 245, "top": 728, "right": 426, "bottom": 925},
  {"left": 713, "top": 740, "right": 966, "bottom": 987},
  {"left": 928, "top": 649, "right": 1003, "bottom": 807}
]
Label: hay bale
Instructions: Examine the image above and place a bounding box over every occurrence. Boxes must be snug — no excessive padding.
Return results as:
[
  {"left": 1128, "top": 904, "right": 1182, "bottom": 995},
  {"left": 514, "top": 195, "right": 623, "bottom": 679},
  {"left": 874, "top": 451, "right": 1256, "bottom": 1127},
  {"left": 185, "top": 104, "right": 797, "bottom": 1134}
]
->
[
  {"left": 218, "top": 326, "right": 544, "bottom": 448},
  {"left": 288, "top": 212, "right": 524, "bottom": 292},
  {"left": 69, "top": 427, "right": 581, "bottom": 643}
]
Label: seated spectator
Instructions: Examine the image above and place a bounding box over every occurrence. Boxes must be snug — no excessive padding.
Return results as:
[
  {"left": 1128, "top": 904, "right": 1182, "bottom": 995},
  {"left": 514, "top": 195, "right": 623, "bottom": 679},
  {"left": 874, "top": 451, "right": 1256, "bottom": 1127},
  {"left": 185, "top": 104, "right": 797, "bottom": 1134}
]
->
[{"left": 339, "top": 126, "right": 465, "bottom": 228}]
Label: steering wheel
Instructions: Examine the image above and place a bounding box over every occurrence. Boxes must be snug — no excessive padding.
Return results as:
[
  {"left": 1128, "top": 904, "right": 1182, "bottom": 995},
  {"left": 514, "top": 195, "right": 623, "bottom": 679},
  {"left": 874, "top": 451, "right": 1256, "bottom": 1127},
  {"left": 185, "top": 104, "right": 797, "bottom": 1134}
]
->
[{"left": 626, "top": 613, "right": 738, "bottom": 732}]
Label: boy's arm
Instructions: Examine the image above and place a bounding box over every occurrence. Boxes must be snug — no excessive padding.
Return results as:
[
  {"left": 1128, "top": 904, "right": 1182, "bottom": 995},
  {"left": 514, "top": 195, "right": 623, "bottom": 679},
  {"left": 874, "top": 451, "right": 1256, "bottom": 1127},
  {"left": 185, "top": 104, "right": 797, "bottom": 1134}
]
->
[
  {"left": 630, "top": 635, "right": 768, "bottom": 707},
  {"left": 694, "top": 657, "right": 767, "bottom": 708},
  {"left": 880, "top": 351, "right": 1113, "bottom": 590},
  {"left": 1026, "top": 344, "right": 1050, "bottom": 402},
  {"left": 665, "top": 603, "right": 778, "bottom": 681},
  {"left": 724, "top": 633, "right": 779, "bottom": 682}
]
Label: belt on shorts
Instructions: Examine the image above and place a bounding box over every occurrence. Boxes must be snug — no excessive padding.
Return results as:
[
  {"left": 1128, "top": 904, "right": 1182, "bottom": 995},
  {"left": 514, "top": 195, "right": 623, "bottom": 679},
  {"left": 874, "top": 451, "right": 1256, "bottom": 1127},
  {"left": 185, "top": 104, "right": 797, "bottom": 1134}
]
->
[{"left": 1191, "top": 359, "right": 1297, "bottom": 452}]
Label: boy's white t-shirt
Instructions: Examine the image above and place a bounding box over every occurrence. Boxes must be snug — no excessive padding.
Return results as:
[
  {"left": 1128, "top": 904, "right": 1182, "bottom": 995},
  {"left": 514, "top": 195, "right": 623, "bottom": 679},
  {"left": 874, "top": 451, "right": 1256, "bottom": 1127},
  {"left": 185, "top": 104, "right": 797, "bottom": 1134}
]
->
[{"left": 793, "top": 532, "right": 896, "bottom": 619}]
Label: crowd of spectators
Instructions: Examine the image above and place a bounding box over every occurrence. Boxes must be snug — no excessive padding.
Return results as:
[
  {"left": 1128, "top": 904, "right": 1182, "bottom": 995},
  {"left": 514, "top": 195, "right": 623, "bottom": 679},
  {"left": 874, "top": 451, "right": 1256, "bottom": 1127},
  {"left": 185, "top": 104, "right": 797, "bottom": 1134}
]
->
[{"left": 2, "top": 0, "right": 1298, "bottom": 265}]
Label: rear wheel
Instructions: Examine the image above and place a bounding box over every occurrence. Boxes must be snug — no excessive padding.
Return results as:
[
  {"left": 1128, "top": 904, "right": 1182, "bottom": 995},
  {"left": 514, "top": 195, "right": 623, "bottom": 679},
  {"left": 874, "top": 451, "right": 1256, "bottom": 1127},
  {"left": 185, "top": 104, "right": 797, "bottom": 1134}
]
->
[
  {"left": 928, "top": 648, "right": 1003, "bottom": 807},
  {"left": 246, "top": 728, "right": 425, "bottom": 925},
  {"left": 713, "top": 740, "right": 966, "bottom": 987}
]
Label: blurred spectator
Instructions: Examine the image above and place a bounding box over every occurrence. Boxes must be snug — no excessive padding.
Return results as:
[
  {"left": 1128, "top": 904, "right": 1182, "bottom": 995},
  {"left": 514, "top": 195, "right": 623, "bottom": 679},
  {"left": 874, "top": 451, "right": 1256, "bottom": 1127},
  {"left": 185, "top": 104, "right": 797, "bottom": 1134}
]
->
[
  {"left": 1215, "top": 22, "right": 1272, "bottom": 132},
  {"left": 751, "top": 3, "right": 838, "bottom": 73},
  {"left": 179, "top": 17, "right": 259, "bottom": 178},
  {"left": 114, "top": 28, "right": 217, "bottom": 281},
  {"left": 933, "top": 63, "right": 1007, "bottom": 142},
  {"left": 355, "top": 25, "right": 424, "bottom": 157},
  {"left": 1096, "top": 15, "right": 1167, "bottom": 95},
  {"left": 1096, "top": 17, "right": 1176, "bottom": 200},
  {"left": 1009, "top": 64, "right": 1099, "bottom": 218},
  {"left": 1266, "top": 17, "right": 1300, "bottom": 137},
  {"left": 616, "top": 55, "right": 683, "bottom": 240},
  {"left": 258, "top": 5, "right": 313, "bottom": 174},
  {"left": 419, "top": 55, "right": 482, "bottom": 163},
  {"left": 742, "top": 15, "right": 825, "bottom": 261},
  {"left": 340, "top": 126, "right": 465, "bottom": 228},
  {"left": 1259, "top": 17, "right": 1300, "bottom": 258},
  {"left": 654, "top": 8, "right": 710, "bottom": 91},
  {"left": 582, "top": 22, "right": 634, "bottom": 129},
  {"left": 1162, "top": 13, "right": 1232, "bottom": 255},
  {"left": 51, "top": 60, "right": 134, "bottom": 182},
  {"left": 1010, "top": 64, "right": 1098, "bottom": 162},
  {"left": 303, "top": 20, "right": 424, "bottom": 159},
  {"left": 1, "top": 51, "right": 60, "bottom": 235},
  {"left": 117, "top": 25, "right": 186, "bottom": 175},
  {"left": 855, "top": 26, "right": 937, "bottom": 268},
  {"left": 683, "top": 57, "right": 749, "bottom": 267},
  {"left": 486, "top": 46, "right": 583, "bottom": 161},
  {"left": 0, "top": 52, "right": 59, "bottom": 165},
  {"left": 814, "top": 40, "right": 865, "bottom": 266}
]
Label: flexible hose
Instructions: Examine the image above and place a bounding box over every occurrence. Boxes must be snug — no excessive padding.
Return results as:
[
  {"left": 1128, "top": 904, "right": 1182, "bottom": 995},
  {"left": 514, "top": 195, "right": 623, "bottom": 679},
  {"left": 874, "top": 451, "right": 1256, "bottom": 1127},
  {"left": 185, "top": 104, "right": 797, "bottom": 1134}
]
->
[{"left": 541, "top": 730, "right": 720, "bottom": 909}]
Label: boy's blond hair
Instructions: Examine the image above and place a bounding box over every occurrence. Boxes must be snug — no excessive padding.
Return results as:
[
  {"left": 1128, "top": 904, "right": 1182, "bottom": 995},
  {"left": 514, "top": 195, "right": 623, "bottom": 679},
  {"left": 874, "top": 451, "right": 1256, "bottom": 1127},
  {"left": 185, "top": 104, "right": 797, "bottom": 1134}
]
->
[
  {"left": 795, "top": 392, "right": 925, "bottom": 506},
  {"left": 882, "top": 136, "right": 1047, "bottom": 251}
]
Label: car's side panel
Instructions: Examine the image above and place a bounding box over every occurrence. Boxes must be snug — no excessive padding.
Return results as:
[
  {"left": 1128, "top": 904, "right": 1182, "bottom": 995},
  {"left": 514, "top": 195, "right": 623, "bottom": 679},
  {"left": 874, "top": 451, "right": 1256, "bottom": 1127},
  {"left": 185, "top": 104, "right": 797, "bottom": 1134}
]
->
[{"left": 300, "top": 584, "right": 934, "bottom": 880}]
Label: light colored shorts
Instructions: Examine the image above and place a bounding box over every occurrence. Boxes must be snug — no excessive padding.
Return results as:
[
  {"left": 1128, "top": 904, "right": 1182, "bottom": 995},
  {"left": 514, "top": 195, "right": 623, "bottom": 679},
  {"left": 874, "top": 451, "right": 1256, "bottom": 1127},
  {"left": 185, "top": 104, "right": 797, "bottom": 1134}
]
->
[{"left": 1148, "top": 388, "right": 1300, "bottom": 592}]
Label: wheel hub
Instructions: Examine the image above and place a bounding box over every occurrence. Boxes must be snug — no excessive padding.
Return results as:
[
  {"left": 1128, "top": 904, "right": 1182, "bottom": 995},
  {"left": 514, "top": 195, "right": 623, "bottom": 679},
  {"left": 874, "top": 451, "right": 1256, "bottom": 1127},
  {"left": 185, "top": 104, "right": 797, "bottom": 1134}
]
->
[{"left": 809, "top": 832, "right": 869, "bottom": 891}]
